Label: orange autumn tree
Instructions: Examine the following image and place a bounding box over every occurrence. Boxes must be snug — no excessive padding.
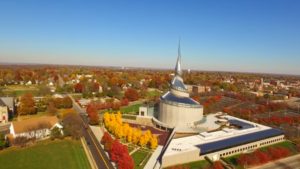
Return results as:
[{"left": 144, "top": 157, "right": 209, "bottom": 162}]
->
[{"left": 18, "top": 93, "right": 36, "bottom": 115}]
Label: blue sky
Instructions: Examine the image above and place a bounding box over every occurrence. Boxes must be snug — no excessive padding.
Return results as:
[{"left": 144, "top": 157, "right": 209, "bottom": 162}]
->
[{"left": 0, "top": 0, "right": 299, "bottom": 75}]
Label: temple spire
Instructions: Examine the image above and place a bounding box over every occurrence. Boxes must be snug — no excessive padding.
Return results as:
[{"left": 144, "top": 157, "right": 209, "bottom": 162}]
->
[{"left": 175, "top": 39, "right": 182, "bottom": 76}]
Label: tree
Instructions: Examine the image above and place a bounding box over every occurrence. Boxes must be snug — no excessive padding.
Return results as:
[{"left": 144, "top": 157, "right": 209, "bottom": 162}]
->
[
  {"left": 62, "top": 96, "right": 73, "bottom": 108},
  {"left": 107, "top": 86, "right": 122, "bottom": 98},
  {"left": 74, "top": 83, "right": 84, "bottom": 93},
  {"left": 13, "top": 136, "right": 29, "bottom": 147},
  {"left": 212, "top": 161, "right": 224, "bottom": 169},
  {"left": 118, "top": 153, "right": 134, "bottom": 169},
  {"left": 86, "top": 104, "right": 99, "bottom": 125},
  {"left": 47, "top": 101, "right": 57, "bottom": 115},
  {"left": 37, "top": 85, "right": 51, "bottom": 96},
  {"left": 62, "top": 113, "right": 82, "bottom": 139},
  {"left": 120, "top": 98, "right": 129, "bottom": 106},
  {"left": 124, "top": 88, "right": 139, "bottom": 101},
  {"left": 254, "top": 150, "right": 270, "bottom": 164},
  {"left": 101, "top": 132, "right": 112, "bottom": 145},
  {"left": 18, "top": 93, "right": 36, "bottom": 115},
  {"left": 0, "top": 133, "right": 8, "bottom": 149},
  {"left": 50, "top": 126, "right": 63, "bottom": 140},
  {"left": 150, "top": 135, "right": 158, "bottom": 149},
  {"left": 110, "top": 139, "right": 128, "bottom": 162}
]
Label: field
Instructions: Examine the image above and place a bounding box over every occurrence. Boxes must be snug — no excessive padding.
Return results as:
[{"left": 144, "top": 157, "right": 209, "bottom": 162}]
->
[
  {"left": 1, "top": 85, "right": 38, "bottom": 96},
  {"left": 0, "top": 139, "right": 91, "bottom": 169},
  {"left": 131, "top": 149, "right": 151, "bottom": 169},
  {"left": 120, "top": 103, "right": 142, "bottom": 114}
]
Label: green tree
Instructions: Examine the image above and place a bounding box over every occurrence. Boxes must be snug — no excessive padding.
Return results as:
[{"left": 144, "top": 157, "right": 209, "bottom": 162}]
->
[
  {"left": 0, "top": 133, "right": 7, "bottom": 149},
  {"left": 50, "top": 126, "right": 63, "bottom": 140}
]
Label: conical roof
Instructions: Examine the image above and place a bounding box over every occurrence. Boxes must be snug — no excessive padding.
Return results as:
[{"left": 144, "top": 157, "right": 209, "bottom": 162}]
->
[{"left": 175, "top": 40, "right": 182, "bottom": 76}]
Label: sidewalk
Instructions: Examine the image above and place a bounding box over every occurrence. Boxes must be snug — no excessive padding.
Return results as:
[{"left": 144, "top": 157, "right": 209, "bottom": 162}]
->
[{"left": 90, "top": 125, "right": 104, "bottom": 142}]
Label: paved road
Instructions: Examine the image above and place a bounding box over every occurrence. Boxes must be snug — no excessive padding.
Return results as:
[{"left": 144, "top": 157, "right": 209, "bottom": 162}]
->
[
  {"left": 80, "top": 114, "right": 114, "bottom": 169},
  {"left": 251, "top": 154, "right": 300, "bottom": 169},
  {"left": 69, "top": 95, "right": 114, "bottom": 169}
]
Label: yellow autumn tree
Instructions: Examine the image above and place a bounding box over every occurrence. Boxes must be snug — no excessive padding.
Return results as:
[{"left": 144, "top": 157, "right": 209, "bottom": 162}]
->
[
  {"left": 127, "top": 127, "right": 133, "bottom": 142},
  {"left": 103, "top": 112, "right": 158, "bottom": 148},
  {"left": 116, "top": 111, "right": 122, "bottom": 124},
  {"left": 143, "top": 130, "right": 152, "bottom": 144},
  {"left": 139, "top": 136, "right": 147, "bottom": 147},
  {"left": 150, "top": 135, "right": 158, "bottom": 149}
]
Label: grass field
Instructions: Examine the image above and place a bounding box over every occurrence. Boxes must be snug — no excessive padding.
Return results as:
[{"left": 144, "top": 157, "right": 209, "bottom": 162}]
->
[
  {"left": 132, "top": 149, "right": 151, "bottom": 169},
  {"left": 145, "top": 90, "right": 161, "bottom": 99},
  {"left": 120, "top": 103, "right": 142, "bottom": 114},
  {"left": 0, "top": 139, "right": 91, "bottom": 169},
  {"left": 1, "top": 85, "right": 38, "bottom": 96}
]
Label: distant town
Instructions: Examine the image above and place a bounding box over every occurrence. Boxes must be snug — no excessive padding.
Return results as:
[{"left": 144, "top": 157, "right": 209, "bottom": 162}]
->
[{"left": 0, "top": 49, "right": 300, "bottom": 169}]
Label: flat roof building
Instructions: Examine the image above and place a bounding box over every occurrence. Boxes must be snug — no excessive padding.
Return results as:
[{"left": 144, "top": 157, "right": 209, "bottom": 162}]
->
[{"left": 160, "top": 113, "right": 285, "bottom": 167}]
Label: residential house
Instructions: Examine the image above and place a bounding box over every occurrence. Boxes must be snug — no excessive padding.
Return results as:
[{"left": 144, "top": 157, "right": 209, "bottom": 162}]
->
[
  {"left": 10, "top": 116, "right": 63, "bottom": 139},
  {"left": 0, "top": 99, "right": 8, "bottom": 124}
]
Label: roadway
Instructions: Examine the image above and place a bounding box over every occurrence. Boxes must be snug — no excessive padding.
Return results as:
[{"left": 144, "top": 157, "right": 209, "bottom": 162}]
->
[
  {"left": 69, "top": 94, "right": 114, "bottom": 169},
  {"left": 251, "top": 154, "right": 300, "bottom": 169}
]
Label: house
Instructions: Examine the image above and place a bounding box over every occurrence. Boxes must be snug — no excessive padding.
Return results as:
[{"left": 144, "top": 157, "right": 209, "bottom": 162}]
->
[
  {"left": 0, "top": 97, "right": 14, "bottom": 123},
  {"left": 186, "top": 85, "right": 211, "bottom": 94},
  {"left": 9, "top": 116, "right": 63, "bottom": 139},
  {"left": 0, "top": 97, "right": 15, "bottom": 114},
  {"left": 0, "top": 99, "right": 9, "bottom": 124}
]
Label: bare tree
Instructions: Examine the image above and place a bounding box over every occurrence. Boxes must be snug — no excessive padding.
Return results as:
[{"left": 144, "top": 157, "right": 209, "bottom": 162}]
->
[{"left": 62, "top": 113, "right": 82, "bottom": 139}]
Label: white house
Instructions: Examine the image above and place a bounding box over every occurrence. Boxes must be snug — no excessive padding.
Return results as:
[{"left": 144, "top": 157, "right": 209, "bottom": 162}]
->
[
  {"left": 0, "top": 99, "right": 9, "bottom": 124},
  {"left": 10, "top": 116, "right": 63, "bottom": 139}
]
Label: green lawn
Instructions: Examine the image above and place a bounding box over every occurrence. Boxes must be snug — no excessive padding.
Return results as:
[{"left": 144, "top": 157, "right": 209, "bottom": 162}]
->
[
  {"left": 0, "top": 139, "right": 91, "bottom": 169},
  {"left": 145, "top": 90, "right": 161, "bottom": 99},
  {"left": 1, "top": 85, "right": 39, "bottom": 96},
  {"left": 120, "top": 103, "right": 142, "bottom": 115},
  {"left": 132, "top": 149, "right": 150, "bottom": 169}
]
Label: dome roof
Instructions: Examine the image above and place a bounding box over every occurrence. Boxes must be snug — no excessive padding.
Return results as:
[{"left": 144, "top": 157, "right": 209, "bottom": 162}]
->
[
  {"left": 161, "top": 91, "right": 201, "bottom": 106},
  {"left": 171, "top": 76, "right": 188, "bottom": 92}
]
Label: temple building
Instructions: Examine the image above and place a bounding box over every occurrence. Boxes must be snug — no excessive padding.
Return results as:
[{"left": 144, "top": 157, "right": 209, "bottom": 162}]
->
[
  {"left": 158, "top": 42, "right": 203, "bottom": 133},
  {"left": 142, "top": 43, "right": 286, "bottom": 169}
]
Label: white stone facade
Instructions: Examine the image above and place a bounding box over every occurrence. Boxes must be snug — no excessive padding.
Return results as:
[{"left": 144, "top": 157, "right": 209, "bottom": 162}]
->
[{"left": 159, "top": 101, "right": 203, "bottom": 129}]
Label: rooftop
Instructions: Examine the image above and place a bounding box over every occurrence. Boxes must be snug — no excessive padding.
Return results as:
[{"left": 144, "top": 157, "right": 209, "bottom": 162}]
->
[
  {"left": 161, "top": 91, "right": 200, "bottom": 106},
  {"left": 12, "top": 116, "right": 59, "bottom": 134},
  {"left": 164, "top": 114, "right": 284, "bottom": 156}
]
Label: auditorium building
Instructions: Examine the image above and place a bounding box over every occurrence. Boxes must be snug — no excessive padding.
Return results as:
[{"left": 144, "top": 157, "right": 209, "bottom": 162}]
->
[{"left": 143, "top": 43, "right": 285, "bottom": 168}]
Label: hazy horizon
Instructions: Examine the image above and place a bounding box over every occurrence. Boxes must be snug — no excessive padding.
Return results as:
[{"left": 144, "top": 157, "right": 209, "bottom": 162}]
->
[{"left": 0, "top": 0, "right": 299, "bottom": 75}]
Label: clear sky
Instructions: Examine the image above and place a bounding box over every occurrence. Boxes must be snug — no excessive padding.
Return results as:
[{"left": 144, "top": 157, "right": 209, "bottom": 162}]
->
[{"left": 0, "top": 0, "right": 299, "bottom": 75}]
